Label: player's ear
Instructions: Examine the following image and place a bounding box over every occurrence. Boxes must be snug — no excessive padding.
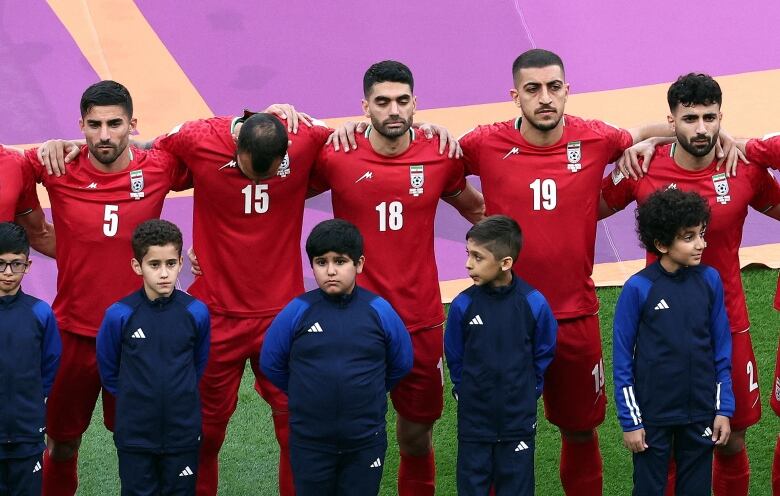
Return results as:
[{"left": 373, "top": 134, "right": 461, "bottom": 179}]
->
[
  {"left": 24, "top": 259, "right": 32, "bottom": 273},
  {"left": 653, "top": 240, "right": 669, "bottom": 255},
  {"left": 362, "top": 99, "right": 370, "bottom": 118},
  {"left": 129, "top": 117, "right": 138, "bottom": 133},
  {"left": 355, "top": 255, "right": 366, "bottom": 275},
  {"left": 500, "top": 256, "right": 513, "bottom": 272},
  {"left": 131, "top": 258, "right": 143, "bottom": 276},
  {"left": 667, "top": 113, "right": 675, "bottom": 132},
  {"left": 509, "top": 88, "right": 520, "bottom": 107}
]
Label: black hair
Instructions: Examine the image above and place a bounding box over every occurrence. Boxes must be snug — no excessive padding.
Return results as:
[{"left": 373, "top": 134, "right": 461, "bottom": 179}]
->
[
  {"left": 667, "top": 73, "right": 722, "bottom": 112},
  {"left": 512, "top": 49, "right": 565, "bottom": 83},
  {"left": 466, "top": 215, "right": 523, "bottom": 261},
  {"left": 305, "top": 219, "right": 364, "bottom": 265},
  {"left": 80, "top": 80, "right": 133, "bottom": 118},
  {"left": 363, "top": 60, "right": 414, "bottom": 97},
  {"left": 0, "top": 222, "right": 30, "bottom": 256},
  {"left": 131, "top": 219, "right": 183, "bottom": 261},
  {"left": 636, "top": 188, "right": 711, "bottom": 256},
  {"left": 237, "top": 113, "right": 289, "bottom": 178}
]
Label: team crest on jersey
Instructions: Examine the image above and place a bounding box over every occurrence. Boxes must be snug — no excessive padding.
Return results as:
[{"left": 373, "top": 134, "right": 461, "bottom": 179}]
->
[
  {"left": 130, "top": 170, "right": 145, "bottom": 200},
  {"left": 276, "top": 153, "right": 291, "bottom": 178},
  {"left": 566, "top": 141, "right": 582, "bottom": 172},
  {"left": 409, "top": 165, "right": 424, "bottom": 196},
  {"left": 711, "top": 173, "right": 731, "bottom": 204}
]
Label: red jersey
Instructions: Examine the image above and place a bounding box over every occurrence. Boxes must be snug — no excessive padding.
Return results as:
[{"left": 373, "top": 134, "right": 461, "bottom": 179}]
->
[
  {"left": 602, "top": 143, "right": 780, "bottom": 333},
  {"left": 154, "top": 116, "right": 332, "bottom": 317},
  {"left": 311, "top": 128, "right": 466, "bottom": 332},
  {"left": 460, "top": 115, "right": 632, "bottom": 319},
  {"left": 745, "top": 136, "right": 780, "bottom": 312},
  {"left": 0, "top": 146, "right": 39, "bottom": 221},
  {"left": 22, "top": 146, "right": 190, "bottom": 336}
]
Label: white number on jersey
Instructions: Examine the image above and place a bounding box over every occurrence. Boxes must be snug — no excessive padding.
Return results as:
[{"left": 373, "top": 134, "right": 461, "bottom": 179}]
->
[
  {"left": 103, "top": 204, "right": 119, "bottom": 237},
  {"left": 530, "top": 178, "right": 557, "bottom": 210},
  {"left": 242, "top": 184, "right": 270, "bottom": 214},
  {"left": 375, "top": 201, "right": 403, "bottom": 231},
  {"left": 591, "top": 359, "right": 605, "bottom": 393},
  {"left": 747, "top": 361, "right": 759, "bottom": 392}
]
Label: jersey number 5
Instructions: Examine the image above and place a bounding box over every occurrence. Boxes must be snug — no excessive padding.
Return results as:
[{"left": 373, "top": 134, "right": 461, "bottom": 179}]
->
[
  {"left": 103, "top": 204, "right": 119, "bottom": 237},
  {"left": 242, "top": 184, "right": 270, "bottom": 214},
  {"left": 530, "top": 178, "right": 557, "bottom": 210}
]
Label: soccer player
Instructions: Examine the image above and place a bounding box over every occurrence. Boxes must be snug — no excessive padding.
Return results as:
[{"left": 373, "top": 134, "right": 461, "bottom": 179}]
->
[
  {"left": 614, "top": 188, "right": 733, "bottom": 496},
  {"left": 310, "top": 60, "right": 484, "bottom": 496},
  {"left": 601, "top": 73, "right": 780, "bottom": 496},
  {"left": 0, "top": 147, "right": 56, "bottom": 257},
  {"left": 18, "top": 80, "right": 191, "bottom": 496},
  {"left": 456, "top": 48, "right": 672, "bottom": 495}
]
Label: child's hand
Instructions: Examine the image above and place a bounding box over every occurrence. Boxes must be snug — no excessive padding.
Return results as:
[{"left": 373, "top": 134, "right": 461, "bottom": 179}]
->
[
  {"left": 712, "top": 415, "right": 731, "bottom": 446},
  {"left": 623, "top": 429, "right": 648, "bottom": 453}
]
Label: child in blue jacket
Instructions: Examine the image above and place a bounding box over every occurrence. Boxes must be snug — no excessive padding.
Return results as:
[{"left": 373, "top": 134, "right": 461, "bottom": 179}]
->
[
  {"left": 445, "top": 215, "right": 557, "bottom": 495},
  {"left": 613, "top": 188, "right": 733, "bottom": 495},
  {"left": 261, "top": 219, "right": 413, "bottom": 496},
  {"left": 0, "top": 222, "right": 61, "bottom": 496},
  {"left": 96, "top": 219, "right": 210, "bottom": 496}
]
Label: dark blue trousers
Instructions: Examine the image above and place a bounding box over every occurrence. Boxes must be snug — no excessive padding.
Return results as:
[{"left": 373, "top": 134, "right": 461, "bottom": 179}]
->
[
  {"left": 457, "top": 438, "right": 535, "bottom": 496},
  {"left": 290, "top": 437, "right": 388, "bottom": 496},
  {"left": 632, "top": 421, "right": 715, "bottom": 496},
  {"left": 117, "top": 449, "right": 199, "bottom": 496},
  {"left": 0, "top": 452, "right": 43, "bottom": 496}
]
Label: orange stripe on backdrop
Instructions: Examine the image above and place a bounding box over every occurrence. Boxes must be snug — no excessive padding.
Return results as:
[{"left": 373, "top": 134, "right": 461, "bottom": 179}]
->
[{"left": 45, "top": 0, "right": 213, "bottom": 140}]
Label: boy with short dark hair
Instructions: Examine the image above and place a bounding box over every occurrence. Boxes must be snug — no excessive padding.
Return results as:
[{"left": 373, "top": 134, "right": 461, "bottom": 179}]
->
[
  {"left": 0, "top": 222, "right": 61, "bottom": 496},
  {"left": 96, "top": 219, "right": 210, "bottom": 496},
  {"left": 613, "top": 188, "right": 734, "bottom": 495},
  {"left": 260, "top": 218, "right": 413, "bottom": 496},
  {"left": 444, "top": 215, "right": 557, "bottom": 495}
]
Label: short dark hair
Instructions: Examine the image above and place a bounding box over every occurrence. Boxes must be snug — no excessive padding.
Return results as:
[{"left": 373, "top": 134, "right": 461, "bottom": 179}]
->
[
  {"left": 466, "top": 215, "right": 523, "bottom": 262},
  {"left": 80, "top": 80, "right": 133, "bottom": 118},
  {"left": 237, "top": 113, "right": 289, "bottom": 178},
  {"left": 667, "top": 73, "right": 722, "bottom": 112},
  {"left": 305, "top": 219, "right": 364, "bottom": 265},
  {"left": 0, "top": 222, "right": 30, "bottom": 256},
  {"left": 131, "top": 219, "right": 183, "bottom": 261},
  {"left": 512, "top": 49, "right": 565, "bottom": 83},
  {"left": 363, "top": 60, "right": 414, "bottom": 97},
  {"left": 636, "top": 188, "right": 711, "bottom": 256}
]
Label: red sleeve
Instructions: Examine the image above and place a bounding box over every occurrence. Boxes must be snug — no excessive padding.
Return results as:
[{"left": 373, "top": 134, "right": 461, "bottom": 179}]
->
[
  {"left": 306, "top": 123, "right": 334, "bottom": 147},
  {"left": 746, "top": 135, "right": 780, "bottom": 170},
  {"left": 601, "top": 166, "right": 638, "bottom": 211},
  {"left": 15, "top": 166, "right": 40, "bottom": 214},
  {"left": 307, "top": 146, "right": 331, "bottom": 194},
  {"left": 153, "top": 120, "right": 202, "bottom": 157},
  {"left": 747, "top": 165, "right": 780, "bottom": 212},
  {"left": 774, "top": 275, "right": 780, "bottom": 311},
  {"left": 442, "top": 158, "right": 467, "bottom": 197},
  {"left": 587, "top": 119, "right": 634, "bottom": 163},
  {"left": 457, "top": 126, "right": 484, "bottom": 176},
  {"left": 22, "top": 148, "right": 46, "bottom": 183},
  {"left": 154, "top": 148, "right": 192, "bottom": 192}
]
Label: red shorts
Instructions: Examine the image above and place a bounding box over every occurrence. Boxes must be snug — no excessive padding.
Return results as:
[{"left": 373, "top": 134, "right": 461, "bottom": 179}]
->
[
  {"left": 201, "top": 313, "right": 287, "bottom": 425},
  {"left": 390, "top": 324, "right": 445, "bottom": 424},
  {"left": 772, "top": 334, "right": 780, "bottom": 417},
  {"left": 46, "top": 332, "right": 116, "bottom": 441},
  {"left": 543, "top": 314, "right": 606, "bottom": 431},
  {"left": 730, "top": 331, "right": 761, "bottom": 430}
]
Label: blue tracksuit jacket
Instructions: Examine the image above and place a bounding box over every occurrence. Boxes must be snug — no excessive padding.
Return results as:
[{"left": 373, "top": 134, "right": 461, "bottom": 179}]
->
[
  {"left": 260, "top": 286, "right": 413, "bottom": 452},
  {"left": 445, "top": 275, "right": 557, "bottom": 442},
  {"left": 0, "top": 290, "right": 61, "bottom": 456},
  {"left": 96, "top": 288, "right": 210, "bottom": 452},
  {"left": 613, "top": 262, "right": 734, "bottom": 431}
]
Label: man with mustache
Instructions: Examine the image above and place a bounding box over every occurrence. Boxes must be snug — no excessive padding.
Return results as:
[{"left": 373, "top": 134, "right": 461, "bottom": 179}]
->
[
  {"left": 457, "top": 48, "right": 674, "bottom": 496},
  {"left": 309, "top": 60, "right": 484, "bottom": 496},
  {"left": 600, "top": 73, "right": 780, "bottom": 495}
]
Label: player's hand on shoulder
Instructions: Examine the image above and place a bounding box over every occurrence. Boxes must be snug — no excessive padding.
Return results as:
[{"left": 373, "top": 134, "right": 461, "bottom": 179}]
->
[
  {"left": 326, "top": 121, "right": 368, "bottom": 152},
  {"left": 622, "top": 428, "right": 648, "bottom": 453},
  {"left": 617, "top": 139, "right": 657, "bottom": 180},
  {"left": 712, "top": 415, "right": 731, "bottom": 446},
  {"left": 38, "top": 139, "right": 81, "bottom": 176},
  {"left": 262, "top": 104, "right": 313, "bottom": 134},
  {"left": 715, "top": 129, "right": 747, "bottom": 177},
  {"left": 417, "top": 122, "right": 463, "bottom": 158}
]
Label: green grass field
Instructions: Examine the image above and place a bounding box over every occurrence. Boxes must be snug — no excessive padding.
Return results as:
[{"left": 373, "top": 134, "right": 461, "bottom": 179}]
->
[{"left": 76, "top": 267, "right": 780, "bottom": 495}]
